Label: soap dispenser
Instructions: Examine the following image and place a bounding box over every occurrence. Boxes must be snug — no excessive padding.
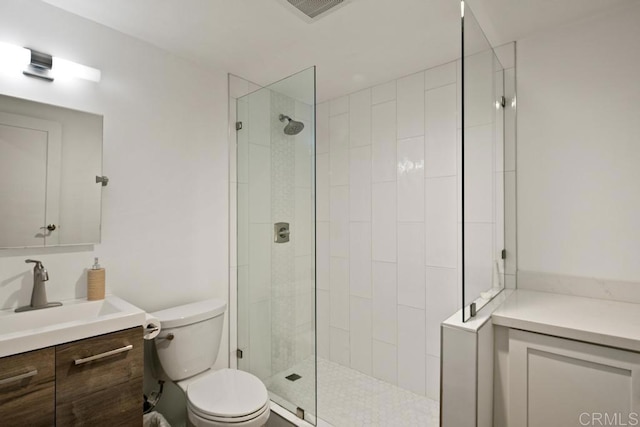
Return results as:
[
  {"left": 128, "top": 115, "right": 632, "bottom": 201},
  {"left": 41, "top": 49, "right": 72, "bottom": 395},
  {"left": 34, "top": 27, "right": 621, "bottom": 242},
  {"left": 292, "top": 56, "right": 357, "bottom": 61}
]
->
[{"left": 87, "top": 257, "right": 105, "bottom": 300}]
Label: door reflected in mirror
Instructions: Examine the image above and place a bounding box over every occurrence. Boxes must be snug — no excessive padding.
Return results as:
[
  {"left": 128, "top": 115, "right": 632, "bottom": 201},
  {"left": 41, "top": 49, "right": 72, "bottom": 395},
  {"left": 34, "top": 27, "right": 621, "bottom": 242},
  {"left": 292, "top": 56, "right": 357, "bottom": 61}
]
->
[{"left": 0, "top": 95, "right": 103, "bottom": 248}]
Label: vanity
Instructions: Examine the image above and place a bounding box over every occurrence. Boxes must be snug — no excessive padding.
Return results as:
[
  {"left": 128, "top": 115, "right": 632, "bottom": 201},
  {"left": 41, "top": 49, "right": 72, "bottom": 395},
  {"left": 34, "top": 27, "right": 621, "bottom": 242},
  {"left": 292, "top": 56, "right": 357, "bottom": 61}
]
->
[
  {"left": 492, "top": 290, "right": 640, "bottom": 427},
  {"left": 0, "top": 85, "right": 145, "bottom": 425},
  {"left": 0, "top": 296, "right": 145, "bottom": 426},
  {"left": 441, "top": 289, "right": 640, "bottom": 427}
]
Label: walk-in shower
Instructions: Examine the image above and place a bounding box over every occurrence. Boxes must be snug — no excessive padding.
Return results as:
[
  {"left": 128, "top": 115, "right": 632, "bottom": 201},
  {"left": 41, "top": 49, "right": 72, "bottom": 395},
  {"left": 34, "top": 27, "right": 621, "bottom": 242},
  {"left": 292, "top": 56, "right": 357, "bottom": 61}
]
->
[{"left": 230, "top": 2, "right": 515, "bottom": 424}]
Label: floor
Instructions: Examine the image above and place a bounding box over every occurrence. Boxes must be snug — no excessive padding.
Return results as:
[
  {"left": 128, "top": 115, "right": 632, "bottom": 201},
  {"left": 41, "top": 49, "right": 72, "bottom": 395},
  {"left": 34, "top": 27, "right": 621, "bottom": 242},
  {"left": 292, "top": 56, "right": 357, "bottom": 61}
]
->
[{"left": 265, "top": 357, "right": 439, "bottom": 427}]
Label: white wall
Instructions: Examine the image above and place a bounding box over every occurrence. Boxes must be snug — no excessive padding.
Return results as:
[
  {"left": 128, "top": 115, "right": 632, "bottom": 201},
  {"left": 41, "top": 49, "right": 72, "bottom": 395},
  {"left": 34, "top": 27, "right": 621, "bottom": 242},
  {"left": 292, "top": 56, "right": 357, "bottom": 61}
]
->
[
  {"left": 317, "top": 61, "right": 461, "bottom": 400},
  {"left": 517, "top": 1, "right": 640, "bottom": 285},
  {"left": 0, "top": 0, "right": 229, "bottom": 360}
]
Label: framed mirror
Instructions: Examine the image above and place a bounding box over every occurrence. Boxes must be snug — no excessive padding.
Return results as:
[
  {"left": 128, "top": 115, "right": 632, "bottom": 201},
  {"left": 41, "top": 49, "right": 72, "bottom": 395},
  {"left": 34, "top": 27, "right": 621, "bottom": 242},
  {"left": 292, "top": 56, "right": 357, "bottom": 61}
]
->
[{"left": 0, "top": 95, "right": 103, "bottom": 248}]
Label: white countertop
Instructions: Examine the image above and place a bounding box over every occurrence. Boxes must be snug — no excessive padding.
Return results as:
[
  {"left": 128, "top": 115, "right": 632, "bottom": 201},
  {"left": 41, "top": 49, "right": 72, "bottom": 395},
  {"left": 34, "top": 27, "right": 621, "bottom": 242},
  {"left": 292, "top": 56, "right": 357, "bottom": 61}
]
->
[
  {"left": 492, "top": 290, "right": 640, "bottom": 352},
  {"left": 0, "top": 295, "right": 146, "bottom": 358}
]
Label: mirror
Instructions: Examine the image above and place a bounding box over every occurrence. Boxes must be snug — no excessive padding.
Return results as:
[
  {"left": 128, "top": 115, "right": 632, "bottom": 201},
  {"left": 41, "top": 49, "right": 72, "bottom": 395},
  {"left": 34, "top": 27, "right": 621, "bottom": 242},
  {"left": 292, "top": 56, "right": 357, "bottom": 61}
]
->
[{"left": 0, "top": 95, "right": 103, "bottom": 248}]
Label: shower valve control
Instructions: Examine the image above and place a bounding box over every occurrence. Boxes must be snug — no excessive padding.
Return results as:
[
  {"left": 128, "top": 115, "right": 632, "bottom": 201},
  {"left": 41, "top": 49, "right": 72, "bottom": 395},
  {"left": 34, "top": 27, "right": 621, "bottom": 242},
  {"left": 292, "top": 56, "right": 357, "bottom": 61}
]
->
[{"left": 274, "top": 222, "right": 290, "bottom": 243}]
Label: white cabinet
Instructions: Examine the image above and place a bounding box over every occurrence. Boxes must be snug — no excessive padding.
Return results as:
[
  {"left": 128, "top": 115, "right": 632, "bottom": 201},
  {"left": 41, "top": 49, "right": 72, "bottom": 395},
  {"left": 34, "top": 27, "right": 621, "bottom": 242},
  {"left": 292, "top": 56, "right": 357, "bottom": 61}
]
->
[{"left": 507, "top": 328, "right": 640, "bottom": 427}]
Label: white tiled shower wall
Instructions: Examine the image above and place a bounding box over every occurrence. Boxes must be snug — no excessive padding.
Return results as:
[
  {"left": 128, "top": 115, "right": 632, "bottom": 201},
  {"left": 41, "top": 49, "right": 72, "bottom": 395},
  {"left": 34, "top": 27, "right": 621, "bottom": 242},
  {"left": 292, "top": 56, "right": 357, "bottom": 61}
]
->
[{"left": 316, "top": 61, "right": 462, "bottom": 399}]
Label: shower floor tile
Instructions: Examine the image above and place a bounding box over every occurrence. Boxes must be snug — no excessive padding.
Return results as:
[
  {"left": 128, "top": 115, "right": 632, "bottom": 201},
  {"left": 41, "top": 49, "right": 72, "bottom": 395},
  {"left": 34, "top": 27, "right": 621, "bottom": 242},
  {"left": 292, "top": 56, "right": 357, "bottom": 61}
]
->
[{"left": 265, "top": 357, "right": 439, "bottom": 426}]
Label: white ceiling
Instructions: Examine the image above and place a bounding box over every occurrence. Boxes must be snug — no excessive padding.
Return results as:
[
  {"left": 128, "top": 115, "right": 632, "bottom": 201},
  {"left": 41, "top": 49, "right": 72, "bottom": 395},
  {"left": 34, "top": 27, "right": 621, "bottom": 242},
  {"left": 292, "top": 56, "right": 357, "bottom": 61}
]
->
[
  {"left": 466, "top": 0, "right": 634, "bottom": 47},
  {"left": 42, "top": 0, "right": 631, "bottom": 102}
]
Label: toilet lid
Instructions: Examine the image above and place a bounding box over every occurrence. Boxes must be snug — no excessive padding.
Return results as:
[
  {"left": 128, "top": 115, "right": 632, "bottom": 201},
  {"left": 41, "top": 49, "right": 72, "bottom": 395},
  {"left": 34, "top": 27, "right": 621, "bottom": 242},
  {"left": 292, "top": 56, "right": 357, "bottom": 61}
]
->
[{"left": 187, "top": 369, "right": 269, "bottom": 418}]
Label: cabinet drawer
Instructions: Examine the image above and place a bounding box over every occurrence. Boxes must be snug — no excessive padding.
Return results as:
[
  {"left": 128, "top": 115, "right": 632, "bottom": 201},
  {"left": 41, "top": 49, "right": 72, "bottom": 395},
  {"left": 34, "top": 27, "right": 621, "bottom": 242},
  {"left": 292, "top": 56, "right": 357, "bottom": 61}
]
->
[
  {"left": 56, "top": 327, "right": 143, "bottom": 426},
  {"left": 0, "top": 347, "right": 55, "bottom": 427}
]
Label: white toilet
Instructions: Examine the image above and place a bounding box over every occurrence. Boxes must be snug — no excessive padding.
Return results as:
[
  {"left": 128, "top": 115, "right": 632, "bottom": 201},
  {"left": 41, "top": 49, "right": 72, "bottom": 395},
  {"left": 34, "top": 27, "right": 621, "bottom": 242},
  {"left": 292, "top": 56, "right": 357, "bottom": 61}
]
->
[{"left": 151, "top": 299, "right": 270, "bottom": 427}]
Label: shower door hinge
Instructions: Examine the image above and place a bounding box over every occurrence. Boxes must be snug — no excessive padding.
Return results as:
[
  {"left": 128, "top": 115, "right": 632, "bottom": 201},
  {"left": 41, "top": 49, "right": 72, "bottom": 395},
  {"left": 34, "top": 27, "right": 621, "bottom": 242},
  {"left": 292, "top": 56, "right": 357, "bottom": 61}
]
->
[
  {"left": 501, "top": 249, "right": 507, "bottom": 260},
  {"left": 95, "top": 175, "right": 109, "bottom": 186},
  {"left": 469, "top": 302, "right": 477, "bottom": 317},
  {"left": 499, "top": 95, "right": 506, "bottom": 108},
  {"left": 235, "top": 121, "right": 243, "bottom": 131},
  {"left": 236, "top": 349, "right": 243, "bottom": 359},
  {"left": 296, "top": 407, "right": 305, "bottom": 420}
]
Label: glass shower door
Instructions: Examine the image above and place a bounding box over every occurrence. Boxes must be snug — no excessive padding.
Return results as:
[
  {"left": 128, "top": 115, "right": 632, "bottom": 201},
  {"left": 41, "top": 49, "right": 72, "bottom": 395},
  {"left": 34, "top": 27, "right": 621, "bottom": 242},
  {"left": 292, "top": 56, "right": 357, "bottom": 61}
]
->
[{"left": 236, "top": 67, "right": 317, "bottom": 423}]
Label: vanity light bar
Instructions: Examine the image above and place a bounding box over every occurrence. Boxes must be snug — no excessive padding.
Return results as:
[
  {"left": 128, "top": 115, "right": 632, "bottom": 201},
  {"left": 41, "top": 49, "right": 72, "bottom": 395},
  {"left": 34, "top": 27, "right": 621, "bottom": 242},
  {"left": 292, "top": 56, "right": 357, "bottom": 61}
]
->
[
  {"left": 53, "top": 56, "right": 101, "bottom": 82},
  {"left": 0, "top": 41, "right": 101, "bottom": 83},
  {"left": 0, "top": 42, "right": 30, "bottom": 73}
]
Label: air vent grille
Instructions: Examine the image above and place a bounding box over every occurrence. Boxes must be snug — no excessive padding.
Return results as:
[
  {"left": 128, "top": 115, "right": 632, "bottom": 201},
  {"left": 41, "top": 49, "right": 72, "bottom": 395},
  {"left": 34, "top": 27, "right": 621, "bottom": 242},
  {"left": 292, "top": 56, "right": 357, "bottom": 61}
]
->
[{"left": 287, "top": 0, "right": 345, "bottom": 19}]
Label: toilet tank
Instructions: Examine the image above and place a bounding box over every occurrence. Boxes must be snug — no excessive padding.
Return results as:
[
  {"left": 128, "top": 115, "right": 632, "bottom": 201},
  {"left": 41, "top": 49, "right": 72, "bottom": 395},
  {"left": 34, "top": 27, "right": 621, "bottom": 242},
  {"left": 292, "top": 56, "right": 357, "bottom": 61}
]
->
[{"left": 151, "top": 299, "right": 227, "bottom": 381}]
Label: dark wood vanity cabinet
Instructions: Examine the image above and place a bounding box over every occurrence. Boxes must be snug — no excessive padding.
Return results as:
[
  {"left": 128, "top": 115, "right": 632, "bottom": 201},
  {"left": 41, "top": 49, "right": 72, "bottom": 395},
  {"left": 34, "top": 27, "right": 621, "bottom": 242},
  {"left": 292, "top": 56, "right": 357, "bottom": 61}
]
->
[
  {"left": 0, "top": 327, "right": 143, "bottom": 427},
  {"left": 0, "top": 347, "right": 55, "bottom": 426},
  {"left": 56, "top": 327, "right": 143, "bottom": 426}
]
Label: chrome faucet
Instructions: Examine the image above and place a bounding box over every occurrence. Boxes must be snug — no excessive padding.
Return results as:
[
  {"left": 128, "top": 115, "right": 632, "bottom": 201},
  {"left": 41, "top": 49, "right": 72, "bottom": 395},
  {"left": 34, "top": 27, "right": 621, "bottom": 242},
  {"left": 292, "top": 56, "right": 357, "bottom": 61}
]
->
[{"left": 15, "top": 259, "right": 62, "bottom": 312}]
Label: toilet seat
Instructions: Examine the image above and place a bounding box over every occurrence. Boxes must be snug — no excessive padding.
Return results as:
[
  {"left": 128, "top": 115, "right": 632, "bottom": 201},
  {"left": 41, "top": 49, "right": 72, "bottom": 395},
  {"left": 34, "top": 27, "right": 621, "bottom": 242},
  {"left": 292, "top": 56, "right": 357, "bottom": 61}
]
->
[
  {"left": 188, "top": 401, "right": 269, "bottom": 423},
  {"left": 187, "top": 404, "right": 270, "bottom": 427},
  {"left": 186, "top": 369, "right": 269, "bottom": 423}
]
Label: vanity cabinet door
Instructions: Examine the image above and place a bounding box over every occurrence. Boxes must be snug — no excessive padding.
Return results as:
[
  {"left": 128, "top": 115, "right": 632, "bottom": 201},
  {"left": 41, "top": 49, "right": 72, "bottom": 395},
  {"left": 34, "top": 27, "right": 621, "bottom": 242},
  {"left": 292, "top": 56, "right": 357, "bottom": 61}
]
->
[
  {"left": 508, "top": 329, "right": 640, "bottom": 427},
  {"left": 0, "top": 347, "right": 55, "bottom": 426},
  {"left": 55, "top": 327, "right": 143, "bottom": 426}
]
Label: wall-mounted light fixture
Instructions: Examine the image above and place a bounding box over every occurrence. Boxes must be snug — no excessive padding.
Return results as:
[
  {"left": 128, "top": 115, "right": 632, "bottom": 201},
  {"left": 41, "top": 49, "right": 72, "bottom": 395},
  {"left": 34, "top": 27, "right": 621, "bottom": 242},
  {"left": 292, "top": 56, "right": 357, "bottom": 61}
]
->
[{"left": 0, "top": 41, "right": 101, "bottom": 83}]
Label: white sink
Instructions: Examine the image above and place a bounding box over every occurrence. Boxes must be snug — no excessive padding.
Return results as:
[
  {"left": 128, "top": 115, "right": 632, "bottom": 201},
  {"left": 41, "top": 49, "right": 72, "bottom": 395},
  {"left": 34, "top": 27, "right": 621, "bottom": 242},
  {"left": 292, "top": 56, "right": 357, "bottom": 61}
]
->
[{"left": 0, "top": 295, "right": 146, "bottom": 358}]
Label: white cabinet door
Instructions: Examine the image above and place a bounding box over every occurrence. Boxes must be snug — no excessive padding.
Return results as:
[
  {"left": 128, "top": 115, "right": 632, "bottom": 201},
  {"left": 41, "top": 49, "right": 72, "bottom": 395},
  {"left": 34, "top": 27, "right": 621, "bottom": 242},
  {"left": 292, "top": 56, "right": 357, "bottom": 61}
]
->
[{"left": 508, "top": 329, "right": 640, "bottom": 427}]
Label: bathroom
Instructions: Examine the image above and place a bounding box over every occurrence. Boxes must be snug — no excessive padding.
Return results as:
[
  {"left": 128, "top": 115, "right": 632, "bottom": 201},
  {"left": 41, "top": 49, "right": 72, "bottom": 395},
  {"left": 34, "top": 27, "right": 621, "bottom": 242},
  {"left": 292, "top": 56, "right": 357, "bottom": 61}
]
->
[{"left": 0, "top": 0, "right": 639, "bottom": 426}]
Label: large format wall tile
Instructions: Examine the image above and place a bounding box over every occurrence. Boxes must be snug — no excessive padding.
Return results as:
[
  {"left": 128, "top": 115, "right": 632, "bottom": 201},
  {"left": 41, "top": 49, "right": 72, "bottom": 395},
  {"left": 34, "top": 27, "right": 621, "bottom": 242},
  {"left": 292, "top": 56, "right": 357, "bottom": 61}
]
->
[
  {"left": 397, "top": 136, "right": 425, "bottom": 222},
  {"left": 330, "top": 256, "right": 350, "bottom": 330},
  {"left": 349, "top": 146, "right": 372, "bottom": 221},
  {"left": 398, "top": 305, "right": 426, "bottom": 395},
  {"left": 372, "top": 101, "right": 397, "bottom": 183},
  {"left": 349, "top": 89, "right": 372, "bottom": 148},
  {"left": 317, "top": 60, "right": 463, "bottom": 401},
  {"left": 350, "top": 223, "right": 372, "bottom": 298},
  {"left": 397, "top": 72, "right": 425, "bottom": 139},
  {"left": 372, "top": 182, "right": 397, "bottom": 262},
  {"left": 398, "top": 222, "right": 426, "bottom": 309},
  {"left": 425, "top": 84, "right": 457, "bottom": 178},
  {"left": 350, "top": 296, "right": 373, "bottom": 375},
  {"left": 372, "top": 261, "right": 397, "bottom": 345},
  {"left": 425, "top": 176, "right": 457, "bottom": 268}
]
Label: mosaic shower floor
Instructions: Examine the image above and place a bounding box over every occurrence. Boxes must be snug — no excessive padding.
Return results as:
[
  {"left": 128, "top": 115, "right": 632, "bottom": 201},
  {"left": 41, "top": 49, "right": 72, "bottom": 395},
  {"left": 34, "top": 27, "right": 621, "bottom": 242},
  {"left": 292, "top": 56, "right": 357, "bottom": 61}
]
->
[{"left": 265, "top": 357, "right": 439, "bottom": 427}]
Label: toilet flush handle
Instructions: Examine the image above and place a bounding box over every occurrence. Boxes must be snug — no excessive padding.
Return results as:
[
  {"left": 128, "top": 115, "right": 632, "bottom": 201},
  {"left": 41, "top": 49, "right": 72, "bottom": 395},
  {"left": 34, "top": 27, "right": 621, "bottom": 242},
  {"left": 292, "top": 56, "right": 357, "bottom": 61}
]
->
[{"left": 156, "top": 333, "right": 174, "bottom": 341}]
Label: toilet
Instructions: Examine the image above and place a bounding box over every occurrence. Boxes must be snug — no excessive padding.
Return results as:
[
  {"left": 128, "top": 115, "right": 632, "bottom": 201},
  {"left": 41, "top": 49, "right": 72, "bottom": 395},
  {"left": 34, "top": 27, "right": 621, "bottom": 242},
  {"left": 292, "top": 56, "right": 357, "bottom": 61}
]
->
[{"left": 151, "top": 299, "right": 270, "bottom": 427}]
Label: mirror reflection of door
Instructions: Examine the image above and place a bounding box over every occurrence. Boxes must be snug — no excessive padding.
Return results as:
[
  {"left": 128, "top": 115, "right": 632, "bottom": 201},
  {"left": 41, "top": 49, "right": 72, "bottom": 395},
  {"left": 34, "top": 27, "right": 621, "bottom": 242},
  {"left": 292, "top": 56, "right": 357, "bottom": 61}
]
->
[{"left": 0, "top": 112, "right": 61, "bottom": 248}]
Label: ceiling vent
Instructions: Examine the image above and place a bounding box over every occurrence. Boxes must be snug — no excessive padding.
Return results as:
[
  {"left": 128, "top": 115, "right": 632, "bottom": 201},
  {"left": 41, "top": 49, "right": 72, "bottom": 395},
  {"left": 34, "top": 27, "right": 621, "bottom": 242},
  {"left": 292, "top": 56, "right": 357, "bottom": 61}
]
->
[{"left": 286, "top": 0, "right": 346, "bottom": 19}]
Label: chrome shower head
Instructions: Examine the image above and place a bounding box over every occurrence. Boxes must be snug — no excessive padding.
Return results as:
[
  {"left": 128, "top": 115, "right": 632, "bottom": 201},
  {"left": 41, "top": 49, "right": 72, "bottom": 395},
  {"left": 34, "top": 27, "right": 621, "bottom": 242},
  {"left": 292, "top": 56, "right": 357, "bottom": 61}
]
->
[{"left": 279, "top": 114, "right": 305, "bottom": 136}]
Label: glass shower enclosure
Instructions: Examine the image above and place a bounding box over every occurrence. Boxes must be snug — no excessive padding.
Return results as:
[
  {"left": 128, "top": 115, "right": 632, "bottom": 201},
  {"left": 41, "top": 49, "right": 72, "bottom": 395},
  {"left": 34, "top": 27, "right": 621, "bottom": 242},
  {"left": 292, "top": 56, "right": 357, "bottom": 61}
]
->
[
  {"left": 235, "top": 67, "right": 317, "bottom": 423},
  {"left": 461, "top": 1, "right": 516, "bottom": 321}
]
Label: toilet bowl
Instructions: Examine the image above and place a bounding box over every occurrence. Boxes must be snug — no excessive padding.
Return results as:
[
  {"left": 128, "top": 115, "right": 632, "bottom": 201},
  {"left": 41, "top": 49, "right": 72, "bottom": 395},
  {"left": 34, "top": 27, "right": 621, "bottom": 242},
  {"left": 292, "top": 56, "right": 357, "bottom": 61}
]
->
[
  {"left": 151, "top": 299, "right": 270, "bottom": 427},
  {"left": 184, "top": 369, "right": 270, "bottom": 427}
]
